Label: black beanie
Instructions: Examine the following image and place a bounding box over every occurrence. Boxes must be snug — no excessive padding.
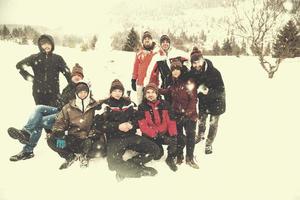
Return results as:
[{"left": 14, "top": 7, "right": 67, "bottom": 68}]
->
[
  {"left": 142, "top": 31, "right": 152, "bottom": 41},
  {"left": 190, "top": 46, "right": 203, "bottom": 63}
]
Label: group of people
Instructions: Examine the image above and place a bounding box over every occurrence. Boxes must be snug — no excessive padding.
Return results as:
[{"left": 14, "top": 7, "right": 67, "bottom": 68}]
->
[{"left": 8, "top": 31, "right": 226, "bottom": 181}]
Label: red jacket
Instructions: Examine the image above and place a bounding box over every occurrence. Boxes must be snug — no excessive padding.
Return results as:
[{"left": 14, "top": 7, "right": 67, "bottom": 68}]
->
[
  {"left": 160, "top": 78, "right": 198, "bottom": 121},
  {"left": 138, "top": 100, "right": 177, "bottom": 138},
  {"left": 132, "top": 47, "right": 159, "bottom": 86}
]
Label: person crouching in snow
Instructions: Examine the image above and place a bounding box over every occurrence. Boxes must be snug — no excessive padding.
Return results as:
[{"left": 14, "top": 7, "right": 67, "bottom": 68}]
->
[
  {"left": 159, "top": 62, "right": 199, "bottom": 169},
  {"left": 138, "top": 83, "right": 178, "bottom": 172},
  {"left": 8, "top": 64, "right": 85, "bottom": 162},
  {"left": 94, "top": 79, "right": 161, "bottom": 181},
  {"left": 187, "top": 47, "right": 226, "bottom": 154},
  {"left": 47, "top": 81, "right": 104, "bottom": 169}
]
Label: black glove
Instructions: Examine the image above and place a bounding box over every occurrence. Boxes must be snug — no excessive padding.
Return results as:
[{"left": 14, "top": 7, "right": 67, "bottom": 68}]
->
[{"left": 131, "top": 79, "right": 137, "bottom": 91}]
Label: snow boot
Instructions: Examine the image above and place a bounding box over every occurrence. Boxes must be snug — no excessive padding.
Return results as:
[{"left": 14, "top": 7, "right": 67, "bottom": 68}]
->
[
  {"left": 186, "top": 157, "right": 199, "bottom": 169},
  {"left": 116, "top": 173, "right": 125, "bottom": 182},
  {"left": 9, "top": 151, "right": 34, "bottom": 161},
  {"left": 59, "top": 154, "right": 77, "bottom": 170},
  {"left": 166, "top": 156, "right": 178, "bottom": 172},
  {"left": 8, "top": 127, "right": 30, "bottom": 144},
  {"left": 176, "top": 154, "right": 184, "bottom": 165},
  {"left": 205, "top": 144, "right": 213, "bottom": 154},
  {"left": 140, "top": 166, "right": 158, "bottom": 177}
]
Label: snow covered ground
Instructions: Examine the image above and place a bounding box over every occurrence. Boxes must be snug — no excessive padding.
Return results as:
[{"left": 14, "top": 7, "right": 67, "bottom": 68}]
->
[{"left": 1, "top": 41, "right": 300, "bottom": 200}]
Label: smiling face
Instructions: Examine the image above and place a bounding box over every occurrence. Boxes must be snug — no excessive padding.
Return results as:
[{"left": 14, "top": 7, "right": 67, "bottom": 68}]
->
[
  {"left": 161, "top": 40, "right": 170, "bottom": 52},
  {"left": 145, "top": 89, "right": 158, "bottom": 102},
  {"left": 192, "top": 58, "right": 205, "bottom": 71},
  {"left": 172, "top": 68, "right": 181, "bottom": 79},
  {"left": 71, "top": 74, "right": 83, "bottom": 84},
  {"left": 143, "top": 37, "right": 153, "bottom": 49},
  {"left": 41, "top": 42, "right": 52, "bottom": 54},
  {"left": 77, "top": 90, "right": 88, "bottom": 100},
  {"left": 111, "top": 89, "right": 123, "bottom": 100}
]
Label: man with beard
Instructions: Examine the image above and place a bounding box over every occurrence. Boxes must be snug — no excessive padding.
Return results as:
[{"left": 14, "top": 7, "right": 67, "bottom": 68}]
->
[
  {"left": 131, "top": 31, "right": 159, "bottom": 105},
  {"left": 16, "top": 34, "right": 71, "bottom": 107}
]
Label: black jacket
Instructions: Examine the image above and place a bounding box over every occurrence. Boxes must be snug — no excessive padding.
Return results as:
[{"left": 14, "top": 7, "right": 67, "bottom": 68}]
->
[
  {"left": 94, "top": 97, "right": 139, "bottom": 140},
  {"left": 16, "top": 34, "right": 71, "bottom": 95},
  {"left": 185, "top": 59, "right": 226, "bottom": 115},
  {"left": 57, "top": 82, "right": 77, "bottom": 110}
]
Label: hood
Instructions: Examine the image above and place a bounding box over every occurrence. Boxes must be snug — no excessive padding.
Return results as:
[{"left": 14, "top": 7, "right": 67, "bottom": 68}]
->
[{"left": 38, "top": 34, "right": 55, "bottom": 53}]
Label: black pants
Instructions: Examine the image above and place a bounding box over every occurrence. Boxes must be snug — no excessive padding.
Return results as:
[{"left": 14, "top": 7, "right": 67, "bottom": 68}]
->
[
  {"left": 148, "top": 134, "right": 177, "bottom": 159},
  {"left": 198, "top": 113, "right": 220, "bottom": 146},
  {"left": 47, "top": 135, "right": 94, "bottom": 159},
  {"left": 176, "top": 116, "right": 196, "bottom": 159},
  {"left": 33, "top": 91, "right": 60, "bottom": 107},
  {"left": 106, "top": 135, "right": 161, "bottom": 178}
]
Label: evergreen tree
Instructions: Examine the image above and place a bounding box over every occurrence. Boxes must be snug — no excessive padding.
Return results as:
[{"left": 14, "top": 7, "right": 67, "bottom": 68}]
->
[
  {"left": 2, "top": 25, "right": 11, "bottom": 40},
  {"left": 273, "top": 20, "right": 300, "bottom": 58},
  {"left": 123, "top": 27, "right": 140, "bottom": 52},
  {"left": 221, "top": 38, "right": 232, "bottom": 55},
  {"left": 231, "top": 37, "right": 241, "bottom": 57},
  {"left": 212, "top": 40, "right": 221, "bottom": 55},
  {"left": 240, "top": 39, "right": 247, "bottom": 55},
  {"left": 89, "top": 35, "right": 98, "bottom": 50}
]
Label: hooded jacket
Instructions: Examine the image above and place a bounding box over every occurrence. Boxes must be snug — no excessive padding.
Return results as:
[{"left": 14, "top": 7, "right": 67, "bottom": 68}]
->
[
  {"left": 16, "top": 34, "right": 71, "bottom": 95},
  {"left": 52, "top": 81, "right": 101, "bottom": 139}
]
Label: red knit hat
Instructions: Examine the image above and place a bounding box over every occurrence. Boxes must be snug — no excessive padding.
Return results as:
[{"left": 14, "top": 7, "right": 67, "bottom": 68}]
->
[{"left": 71, "top": 63, "right": 84, "bottom": 78}]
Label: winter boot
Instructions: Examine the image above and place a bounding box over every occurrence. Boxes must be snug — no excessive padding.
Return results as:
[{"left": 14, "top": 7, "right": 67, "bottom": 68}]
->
[
  {"left": 166, "top": 156, "right": 178, "bottom": 172},
  {"left": 140, "top": 166, "right": 158, "bottom": 177},
  {"left": 186, "top": 157, "right": 199, "bottom": 169},
  {"left": 205, "top": 144, "right": 213, "bottom": 154},
  {"left": 79, "top": 154, "right": 89, "bottom": 168},
  {"left": 116, "top": 173, "right": 125, "bottom": 182},
  {"left": 195, "top": 131, "right": 205, "bottom": 144},
  {"left": 8, "top": 127, "right": 30, "bottom": 144},
  {"left": 59, "top": 154, "right": 77, "bottom": 170},
  {"left": 9, "top": 151, "right": 34, "bottom": 162},
  {"left": 176, "top": 154, "right": 184, "bottom": 165}
]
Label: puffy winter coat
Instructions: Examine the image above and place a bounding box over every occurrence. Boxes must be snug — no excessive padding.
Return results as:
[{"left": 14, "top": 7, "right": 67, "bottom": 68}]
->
[
  {"left": 138, "top": 100, "right": 177, "bottom": 138},
  {"left": 52, "top": 93, "right": 100, "bottom": 139},
  {"left": 185, "top": 59, "right": 226, "bottom": 115},
  {"left": 16, "top": 34, "right": 71, "bottom": 96},
  {"left": 94, "top": 97, "right": 139, "bottom": 140},
  {"left": 160, "top": 78, "right": 198, "bottom": 121}
]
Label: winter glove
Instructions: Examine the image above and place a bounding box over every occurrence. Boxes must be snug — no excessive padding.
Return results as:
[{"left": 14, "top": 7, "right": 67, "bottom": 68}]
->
[
  {"left": 56, "top": 138, "right": 66, "bottom": 149},
  {"left": 131, "top": 79, "right": 137, "bottom": 91}
]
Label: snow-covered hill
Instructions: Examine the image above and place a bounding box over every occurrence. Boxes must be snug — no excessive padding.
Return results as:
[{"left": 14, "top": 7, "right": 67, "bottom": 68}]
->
[{"left": 1, "top": 41, "right": 300, "bottom": 200}]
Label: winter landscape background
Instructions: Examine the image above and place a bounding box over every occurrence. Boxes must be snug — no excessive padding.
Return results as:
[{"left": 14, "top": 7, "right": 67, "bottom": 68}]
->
[{"left": 1, "top": 0, "right": 300, "bottom": 200}]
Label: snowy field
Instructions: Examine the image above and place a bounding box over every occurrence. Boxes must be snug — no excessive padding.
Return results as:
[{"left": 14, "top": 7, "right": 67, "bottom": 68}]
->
[{"left": 0, "top": 41, "right": 300, "bottom": 200}]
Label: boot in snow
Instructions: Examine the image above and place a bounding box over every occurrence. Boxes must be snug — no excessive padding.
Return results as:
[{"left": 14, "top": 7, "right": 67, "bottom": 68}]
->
[
  {"left": 176, "top": 154, "right": 184, "bottom": 165},
  {"left": 166, "top": 156, "right": 178, "bottom": 172},
  {"left": 205, "top": 144, "right": 213, "bottom": 154},
  {"left": 140, "top": 166, "right": 158, "bottom": 177},
  {"left": 186, "top": 157, "right": 199, "bottom": 169},
  {"left": 8, "top": 127, "right": 30, "bottom": 144},
  {"left": 59, "top": 154, "right": 77, "bottom": 170},
  {"left": 10, "top": 151, "right": 34, "bottom": 161}
]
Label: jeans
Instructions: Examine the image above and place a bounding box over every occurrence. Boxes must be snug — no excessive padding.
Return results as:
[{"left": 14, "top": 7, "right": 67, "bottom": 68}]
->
[
  {"left": 198, "top": 113, "right": 220, "bottom": 146},
  {"left": 22, "top": 105, "right": 58, "bottom": 152}
]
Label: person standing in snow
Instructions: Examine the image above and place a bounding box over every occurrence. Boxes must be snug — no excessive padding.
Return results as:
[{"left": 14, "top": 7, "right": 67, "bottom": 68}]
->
[
  {"left": 131, "top": 31, "right": 160, "bottom": 105},
  {"left": 159, "top": 62, "right": 199, "bottom": 169},
  {"left": 8, "top": 64, "right": 91, "bottom": 162},
  {"left": 138, "top": 83, "right": 178, "bottom": 172},
  {"left": 95, "top": 79, "right": 160, "bottom": 181},
  {"left": 47, "top": 81, "right": 103, "bottom": 169},
  {"left": 16, "top": 34, "right": 71, "bottom": 107},
  {"left": 186, "top": 47, "right": 226, "bottom": 154}
]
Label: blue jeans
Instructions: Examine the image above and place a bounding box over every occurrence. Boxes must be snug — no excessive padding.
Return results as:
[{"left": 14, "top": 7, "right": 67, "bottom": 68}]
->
[{"left": 22, "top": 105, "right": 58, "bottom": 152}]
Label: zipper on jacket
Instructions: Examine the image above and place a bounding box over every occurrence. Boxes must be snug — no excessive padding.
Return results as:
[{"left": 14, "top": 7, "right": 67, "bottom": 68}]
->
[{"left": 81, "top": 100, "right": 85, "bottom": 113}]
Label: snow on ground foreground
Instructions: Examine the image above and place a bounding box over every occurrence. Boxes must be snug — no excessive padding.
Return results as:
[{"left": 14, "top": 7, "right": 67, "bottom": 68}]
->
[{"left": 0, "top": 41, "right": 300, "bottom": 200}]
